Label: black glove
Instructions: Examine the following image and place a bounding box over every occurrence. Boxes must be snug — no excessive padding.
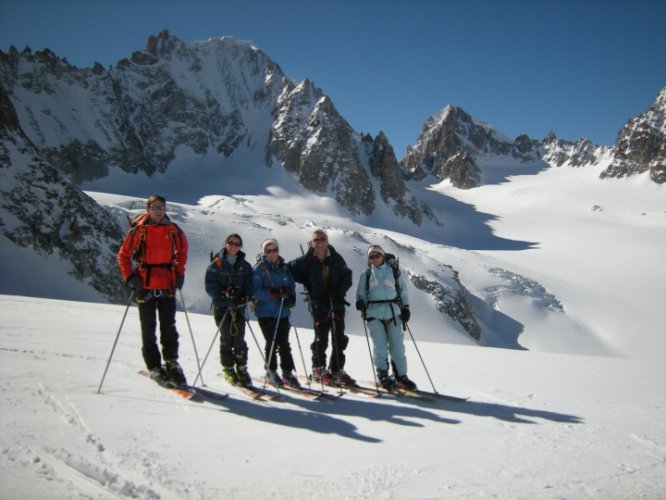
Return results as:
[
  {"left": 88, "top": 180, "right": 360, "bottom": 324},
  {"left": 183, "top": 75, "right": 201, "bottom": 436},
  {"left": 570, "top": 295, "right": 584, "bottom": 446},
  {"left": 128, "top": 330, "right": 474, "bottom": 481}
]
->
[
  {"left": 355, "top": 300, "right": 366, "bottom": 312},
  {"left": 401, "top": 307, "right": 410, "bottom": 323},
  {"left": 286, "top": 294, "right": 297, "bottom": 308},
  {"left": 175, "top": 275, "right": 185, "bottom": 290},
  {"left": 126, "top": 274, "right": 143, "bottom": 290}
]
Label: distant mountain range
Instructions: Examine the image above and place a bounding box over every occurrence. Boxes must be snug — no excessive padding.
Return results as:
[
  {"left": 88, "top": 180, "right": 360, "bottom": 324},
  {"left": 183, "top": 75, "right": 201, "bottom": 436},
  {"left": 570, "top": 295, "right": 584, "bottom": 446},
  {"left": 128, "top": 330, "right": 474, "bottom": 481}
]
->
[{"left": 0, "top": 30, "right": 664, "bottom": 306}]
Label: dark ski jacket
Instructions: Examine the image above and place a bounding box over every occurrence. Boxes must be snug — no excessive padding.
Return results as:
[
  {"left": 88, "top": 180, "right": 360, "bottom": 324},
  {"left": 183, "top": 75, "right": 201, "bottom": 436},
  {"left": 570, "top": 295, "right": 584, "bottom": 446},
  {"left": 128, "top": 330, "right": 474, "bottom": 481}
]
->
[
  {"left": 287, "top": 244, "right": 352, "bottom": 315},
  {"left": 205, "top": 249, "right": 252, "bottom": 311}
]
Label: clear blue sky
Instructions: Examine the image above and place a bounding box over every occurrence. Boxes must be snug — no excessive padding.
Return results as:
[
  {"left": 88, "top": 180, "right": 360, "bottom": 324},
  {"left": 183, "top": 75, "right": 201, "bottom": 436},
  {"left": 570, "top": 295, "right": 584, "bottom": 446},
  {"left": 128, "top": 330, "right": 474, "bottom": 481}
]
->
[{"left": 1, "top": 0, "right": 664, "bottom": 157}]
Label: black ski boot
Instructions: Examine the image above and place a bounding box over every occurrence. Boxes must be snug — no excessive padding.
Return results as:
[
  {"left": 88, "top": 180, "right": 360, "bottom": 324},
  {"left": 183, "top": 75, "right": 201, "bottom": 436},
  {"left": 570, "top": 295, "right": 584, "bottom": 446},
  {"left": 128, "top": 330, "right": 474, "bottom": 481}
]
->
[
  {"left": 395, "top": 374, "right": 417, "bottom": 391},
  {"left": 165, "top": 360, "right": 187, "bottom": 387},
  {"left": 377, "top": 369, "right": 396, "bottom": 390}
]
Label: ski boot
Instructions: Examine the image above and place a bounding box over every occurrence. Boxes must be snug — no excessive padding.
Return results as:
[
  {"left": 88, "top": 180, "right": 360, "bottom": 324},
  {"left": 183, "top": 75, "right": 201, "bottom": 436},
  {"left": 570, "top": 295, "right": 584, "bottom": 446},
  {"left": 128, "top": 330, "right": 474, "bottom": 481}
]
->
[
  {"left": 265, "top": 370, "right": 284, "bottom": 388},
  {"left": 236, "top": 365, "right": 251, "bottom": 386},
  {"left": 332, "top": 369, "right": 355, "bottom": 385},
  {"left": 149, "top": 366, "right": 169, "bottom": 385},
  {"left": 282, "top": 371, "right": 301, "bottom": 388},
  {"left": 377, "top": 369, "right": 396, "bottom": 391},
  {"left": 395, "top": 374, "right": 417, "bottom": 391},
  {"left": 222, "top": 366, "right": 239, "bottom": 385},
  {"left": 164, "top": 360, "right": 187, "bottom": 387}
]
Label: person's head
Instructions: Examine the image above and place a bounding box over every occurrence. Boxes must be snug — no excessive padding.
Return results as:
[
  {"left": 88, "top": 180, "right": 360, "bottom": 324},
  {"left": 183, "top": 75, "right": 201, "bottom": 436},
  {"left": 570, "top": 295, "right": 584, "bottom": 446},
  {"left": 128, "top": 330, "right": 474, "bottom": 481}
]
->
[
  {"left": 367, "top": 245, "right": 385, "bottom": 266},
  {"left": 310, "top": 229, "right": 328, "bottom": 254},
  {"left": 146, "top": 195, "right": 167, "bottom": 223},
  {"left": 224, "top": 233, "right": 243, "bottom": 255},
  {"left": 261, "top": 238, "right": 280, "bottom": 262}
]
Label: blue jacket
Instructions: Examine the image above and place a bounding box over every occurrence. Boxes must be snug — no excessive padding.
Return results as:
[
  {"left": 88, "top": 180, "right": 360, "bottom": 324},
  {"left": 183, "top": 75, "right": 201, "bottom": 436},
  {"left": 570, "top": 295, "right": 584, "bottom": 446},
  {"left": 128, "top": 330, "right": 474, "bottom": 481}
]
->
[
  {"left": 286, "top": 245, "right": 352, "bottom": 315},
  {"left": 252, "top": 255, "right": 296, "bottom": 319},
  {"left": 356, "top": 259, "right": 409, "bottom": 321},
  {"left": 205, "top": 250, "right": 252, "bottom": 311}
]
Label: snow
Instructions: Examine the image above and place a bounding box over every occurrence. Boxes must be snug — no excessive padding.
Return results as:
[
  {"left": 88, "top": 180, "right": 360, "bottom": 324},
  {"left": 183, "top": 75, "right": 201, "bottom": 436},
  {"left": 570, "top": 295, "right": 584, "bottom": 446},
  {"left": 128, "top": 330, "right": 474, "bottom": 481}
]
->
[
  {"left": 1, "top": 138, "right": 665, "bottom": 497},
  {"left": 1, "top": 294, "right": 664, "bottom": 499}
]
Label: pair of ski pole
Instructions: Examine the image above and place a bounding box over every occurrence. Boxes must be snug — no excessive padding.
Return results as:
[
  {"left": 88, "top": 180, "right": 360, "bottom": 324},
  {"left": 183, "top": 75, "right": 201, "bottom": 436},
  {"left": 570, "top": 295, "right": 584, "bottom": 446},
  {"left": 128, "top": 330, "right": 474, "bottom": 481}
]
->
[{"left": 97, "top": 289, "right": 202, "bottom": 393}]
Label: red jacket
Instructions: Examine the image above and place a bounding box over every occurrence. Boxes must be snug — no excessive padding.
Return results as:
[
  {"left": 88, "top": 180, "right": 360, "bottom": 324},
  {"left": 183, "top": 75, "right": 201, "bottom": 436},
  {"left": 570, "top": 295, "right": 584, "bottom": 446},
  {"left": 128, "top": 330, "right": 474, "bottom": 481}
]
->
[{"left": 118, "top": 217, "right": 188, "bottom": 290}]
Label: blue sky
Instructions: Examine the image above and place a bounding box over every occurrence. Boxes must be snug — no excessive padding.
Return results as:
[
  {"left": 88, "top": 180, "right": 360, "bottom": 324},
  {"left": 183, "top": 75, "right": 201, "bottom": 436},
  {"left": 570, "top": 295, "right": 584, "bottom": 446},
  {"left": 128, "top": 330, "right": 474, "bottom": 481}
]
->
[{"left": 1, "top": 0, "right": 664, "bottom": 158}]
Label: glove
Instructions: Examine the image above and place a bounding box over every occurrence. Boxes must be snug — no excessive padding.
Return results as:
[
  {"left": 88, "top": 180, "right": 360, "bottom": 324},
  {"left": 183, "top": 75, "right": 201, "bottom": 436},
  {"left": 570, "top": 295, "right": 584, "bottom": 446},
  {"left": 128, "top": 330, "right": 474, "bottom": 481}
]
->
[
  {"left": 286, "top": 294, "right": 297, "bottom": 308},
  {"left": 401, "top": 307, "right": 411, "bottom": 323},
  {"left": 175, "top": 275, "right": 185, "bottom": 290},
  {"left": 355, "top": 300, "right": 366, "bottom": 312},
  {"left": 126, "top": 274, "right": 143, "bottom": 290}
]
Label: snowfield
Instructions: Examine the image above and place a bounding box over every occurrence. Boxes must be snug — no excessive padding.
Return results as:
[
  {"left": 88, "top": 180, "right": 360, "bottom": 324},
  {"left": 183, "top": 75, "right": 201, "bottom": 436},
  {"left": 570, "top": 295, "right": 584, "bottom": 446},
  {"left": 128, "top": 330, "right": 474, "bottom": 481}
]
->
[{"left": 1, "top": 294, "right": 664, "bottom": 499}]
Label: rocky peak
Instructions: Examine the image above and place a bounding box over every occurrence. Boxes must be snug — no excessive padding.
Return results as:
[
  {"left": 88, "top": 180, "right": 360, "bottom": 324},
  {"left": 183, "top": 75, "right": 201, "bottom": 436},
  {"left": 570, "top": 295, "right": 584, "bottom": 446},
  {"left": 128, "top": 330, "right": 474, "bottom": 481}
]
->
[{"left": 601, "top": 87, "right": 666, "bottom": 183}]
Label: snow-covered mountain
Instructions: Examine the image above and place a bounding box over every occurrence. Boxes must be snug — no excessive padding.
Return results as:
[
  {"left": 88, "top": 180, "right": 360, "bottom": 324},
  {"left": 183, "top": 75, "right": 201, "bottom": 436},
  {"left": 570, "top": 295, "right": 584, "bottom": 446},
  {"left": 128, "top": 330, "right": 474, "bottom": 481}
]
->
[
  {"left": 402, "top": 88, "right": 665, "bottom": 188},
  {"left": 0, "top": 30, "right": 432, "bottom": 225},
  {"left": 0, "top": 32, "right": 664, "bottom": 361}
]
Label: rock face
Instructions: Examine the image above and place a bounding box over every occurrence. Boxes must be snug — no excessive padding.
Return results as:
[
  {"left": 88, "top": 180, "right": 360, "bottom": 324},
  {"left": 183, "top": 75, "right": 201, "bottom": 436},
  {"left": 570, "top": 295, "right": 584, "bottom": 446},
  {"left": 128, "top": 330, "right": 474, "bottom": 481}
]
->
[
  {"left": 0, "top": 30, "right": 436, "bottom": 224},
  {"left": 0, "top": 89, "right": 125, "bottom": 302},
  {"left": 600, "top": 87, "right": 666, "bottom": 183},
  {"left": 403, "top": 89, "right": 666, "bottom": 187}
]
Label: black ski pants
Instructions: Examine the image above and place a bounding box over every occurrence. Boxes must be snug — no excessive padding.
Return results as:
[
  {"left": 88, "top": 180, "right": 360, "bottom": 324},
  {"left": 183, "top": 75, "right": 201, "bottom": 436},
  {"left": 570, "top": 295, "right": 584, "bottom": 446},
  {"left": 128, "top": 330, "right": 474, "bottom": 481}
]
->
[
  {"left": 138, "top": 295, "right": 179, "bottom": 370},
  {"left": 311, "top": 311, "right": 348, "bottom": 372},
  {"left": 215, "top": 307, "right": 248, "bottom": 368},
  {"left": 258, "top": 317, "right": 295, "bottom": 373}
]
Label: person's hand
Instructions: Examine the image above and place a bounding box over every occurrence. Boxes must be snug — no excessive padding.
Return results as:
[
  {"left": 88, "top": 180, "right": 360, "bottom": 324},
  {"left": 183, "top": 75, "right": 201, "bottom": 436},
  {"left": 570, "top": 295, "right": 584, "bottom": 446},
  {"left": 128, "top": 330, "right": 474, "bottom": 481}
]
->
[
  {"left": 355, "top": 300, "right": 366, "bottom": 312},
  {"left": 126, "top": 274, "right": 143, "bottom": 290},
  {"left": 175, "top": 275, "right": 185, "bottom": 290},
  {"left": 401, "top": 307, "right": 410, "bottom": 323}
]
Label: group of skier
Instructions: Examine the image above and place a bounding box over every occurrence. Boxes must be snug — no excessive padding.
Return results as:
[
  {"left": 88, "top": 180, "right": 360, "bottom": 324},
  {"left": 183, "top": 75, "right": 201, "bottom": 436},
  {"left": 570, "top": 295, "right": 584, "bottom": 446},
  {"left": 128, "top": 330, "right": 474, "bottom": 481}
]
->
[{"left": 117, "top": 195, "right": 417, "bottom": 395}]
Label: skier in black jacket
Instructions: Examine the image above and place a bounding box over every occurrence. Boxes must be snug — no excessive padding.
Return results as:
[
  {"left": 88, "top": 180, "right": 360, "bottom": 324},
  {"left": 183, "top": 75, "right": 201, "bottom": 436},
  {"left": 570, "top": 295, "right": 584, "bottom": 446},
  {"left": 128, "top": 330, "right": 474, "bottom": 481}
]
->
[{"left": 287, "top": 229, "right": 354, "bottom": 385}]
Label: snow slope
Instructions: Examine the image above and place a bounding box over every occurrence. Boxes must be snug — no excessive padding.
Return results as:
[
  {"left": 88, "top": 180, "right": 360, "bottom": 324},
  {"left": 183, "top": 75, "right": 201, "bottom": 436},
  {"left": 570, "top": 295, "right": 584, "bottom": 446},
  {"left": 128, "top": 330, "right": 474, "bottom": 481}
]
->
[{"left": 1, "top": 294, "right": 664, "bottom": 499}]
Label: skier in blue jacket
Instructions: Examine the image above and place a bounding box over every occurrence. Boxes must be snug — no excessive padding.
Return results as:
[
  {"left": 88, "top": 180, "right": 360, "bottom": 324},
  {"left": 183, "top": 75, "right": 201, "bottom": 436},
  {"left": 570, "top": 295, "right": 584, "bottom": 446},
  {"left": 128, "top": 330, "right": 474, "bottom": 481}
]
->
[
  {"left": 356, "top": 244, "right": 416, "bottom": 390},
  {"left": 252, "top": 239, "right": 300, "bottom": 388}
]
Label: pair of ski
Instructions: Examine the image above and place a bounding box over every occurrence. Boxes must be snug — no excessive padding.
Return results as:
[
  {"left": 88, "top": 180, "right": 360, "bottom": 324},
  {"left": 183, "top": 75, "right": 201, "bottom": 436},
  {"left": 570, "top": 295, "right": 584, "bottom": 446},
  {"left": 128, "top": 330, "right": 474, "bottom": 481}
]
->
[
  {"left": 298, "top": 375, "right": 468, "bottom": 403},
  {"left": 138, "top": 370, "right": 229, "bottom": 401},
  {"left": 218, "top": 374, "right": 337, "bottom": 402}
]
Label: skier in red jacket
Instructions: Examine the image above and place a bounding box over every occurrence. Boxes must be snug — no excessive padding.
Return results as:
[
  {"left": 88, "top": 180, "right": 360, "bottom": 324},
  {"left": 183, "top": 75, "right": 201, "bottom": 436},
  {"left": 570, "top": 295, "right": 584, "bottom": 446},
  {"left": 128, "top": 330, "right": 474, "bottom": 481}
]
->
[{"left": 118, "top": 195, "right": 188, "bottom": 386}]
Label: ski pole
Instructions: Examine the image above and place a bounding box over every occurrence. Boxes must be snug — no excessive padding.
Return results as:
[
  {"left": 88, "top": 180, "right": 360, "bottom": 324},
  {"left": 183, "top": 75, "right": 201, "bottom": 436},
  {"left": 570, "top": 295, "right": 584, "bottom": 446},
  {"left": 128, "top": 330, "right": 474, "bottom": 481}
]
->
[
  {"left": 292, "top": 325, "right": 311, "bottom": 389},
  {"left": 193, "top": 308, "right": 228, "bottom": 386},
  {"left": 328, "top": 298, "right": 344, "bottom": 394},
  {"left": 97, "top": 291, "right": 134, "bottom": 394},
  {"left": 360, "top": 309, "right": 380, "bottom": 393},
  {"left": 263, "top": 297, "right": 285, "bottom": 391},
  {"left": 178, "top": 289, "right": 204, "bottom": 386},
  {"left": 405, "top": 323, "right": 438, "bottom": 394},
  {"left": 243, "top": 306, "right": 268, "bottom": 367}
]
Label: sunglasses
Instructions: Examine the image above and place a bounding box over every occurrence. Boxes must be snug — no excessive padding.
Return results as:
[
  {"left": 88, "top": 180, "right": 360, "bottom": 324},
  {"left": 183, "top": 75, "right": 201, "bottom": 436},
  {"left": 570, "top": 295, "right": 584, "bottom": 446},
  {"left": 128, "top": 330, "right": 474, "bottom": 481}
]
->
[
  {"left": 264, "top": 247, "right": 279, "bottom": 254},
  {"left": 149, "top": 205, "right": 166, "bottom": 211},
  {"left": 313, "top": 237, "right": 327, "bottom": 243},
  {"left": 226, "top": 241, "right": 242, "bottom": 247},
  {"left": 369, "top": 253, "right": 383, "bottom": 260}
]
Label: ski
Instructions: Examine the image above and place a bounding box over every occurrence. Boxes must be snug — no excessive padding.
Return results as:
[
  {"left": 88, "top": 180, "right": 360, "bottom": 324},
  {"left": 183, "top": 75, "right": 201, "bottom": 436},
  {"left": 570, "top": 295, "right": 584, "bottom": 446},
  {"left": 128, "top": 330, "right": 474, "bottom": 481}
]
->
[
  {"left": 190, "top": 386, "right": 229, "bottom": 401},
  {"left": 297, "top": 375, "right": 381, "bottom": 398},
  {"left": 217, "top": 374, "right": 282, "bottom": 401},
  {"left": 407, "top": 389, "right": 469, "bottom": 403},
  {"left": 139, "top": 370, "right": 196, "bottom": 400},
  {"left": 253, "top": 377, "right": 337, "bottom": 401},
  {"left": 371, "top": 384, "right": 436, "bottom": 403}
]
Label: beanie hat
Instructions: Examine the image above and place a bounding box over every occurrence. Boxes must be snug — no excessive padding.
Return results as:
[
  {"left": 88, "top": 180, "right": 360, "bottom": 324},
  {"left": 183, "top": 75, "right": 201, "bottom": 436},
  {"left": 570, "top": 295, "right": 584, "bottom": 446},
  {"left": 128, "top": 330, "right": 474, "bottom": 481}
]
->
[
  {"left": 367, "top": 245, "right": 385, "bottom": 258},
  {"left": 261, "top": 238, "right": 279, "bottom": 253}
]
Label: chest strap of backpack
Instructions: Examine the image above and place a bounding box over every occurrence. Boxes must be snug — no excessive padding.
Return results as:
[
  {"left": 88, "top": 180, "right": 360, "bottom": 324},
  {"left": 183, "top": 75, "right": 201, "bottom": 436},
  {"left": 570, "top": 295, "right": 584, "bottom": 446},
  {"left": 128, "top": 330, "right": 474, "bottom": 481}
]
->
[{"left": 134, "top": 225, "right": 178, "bottom": 289}]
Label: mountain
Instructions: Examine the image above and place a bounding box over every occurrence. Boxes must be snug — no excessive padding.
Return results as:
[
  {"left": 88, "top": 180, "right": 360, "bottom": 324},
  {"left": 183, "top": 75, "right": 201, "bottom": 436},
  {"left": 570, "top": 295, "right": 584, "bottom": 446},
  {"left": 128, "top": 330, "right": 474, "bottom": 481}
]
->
[
  {"left": 0, "top": 32, "right": 663, "bottom": 359},
  {"left": 601, "top": 87, "right": 666, "bottom": 183},
  {"left": 0, "top": 30, "right": 434, "bottom": 225},
  {"left": 0, "top": 88, "right": 125, "bottom": 302},
  {"left": 402, "top": 88, "right": 665, "bottom": 187}
]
